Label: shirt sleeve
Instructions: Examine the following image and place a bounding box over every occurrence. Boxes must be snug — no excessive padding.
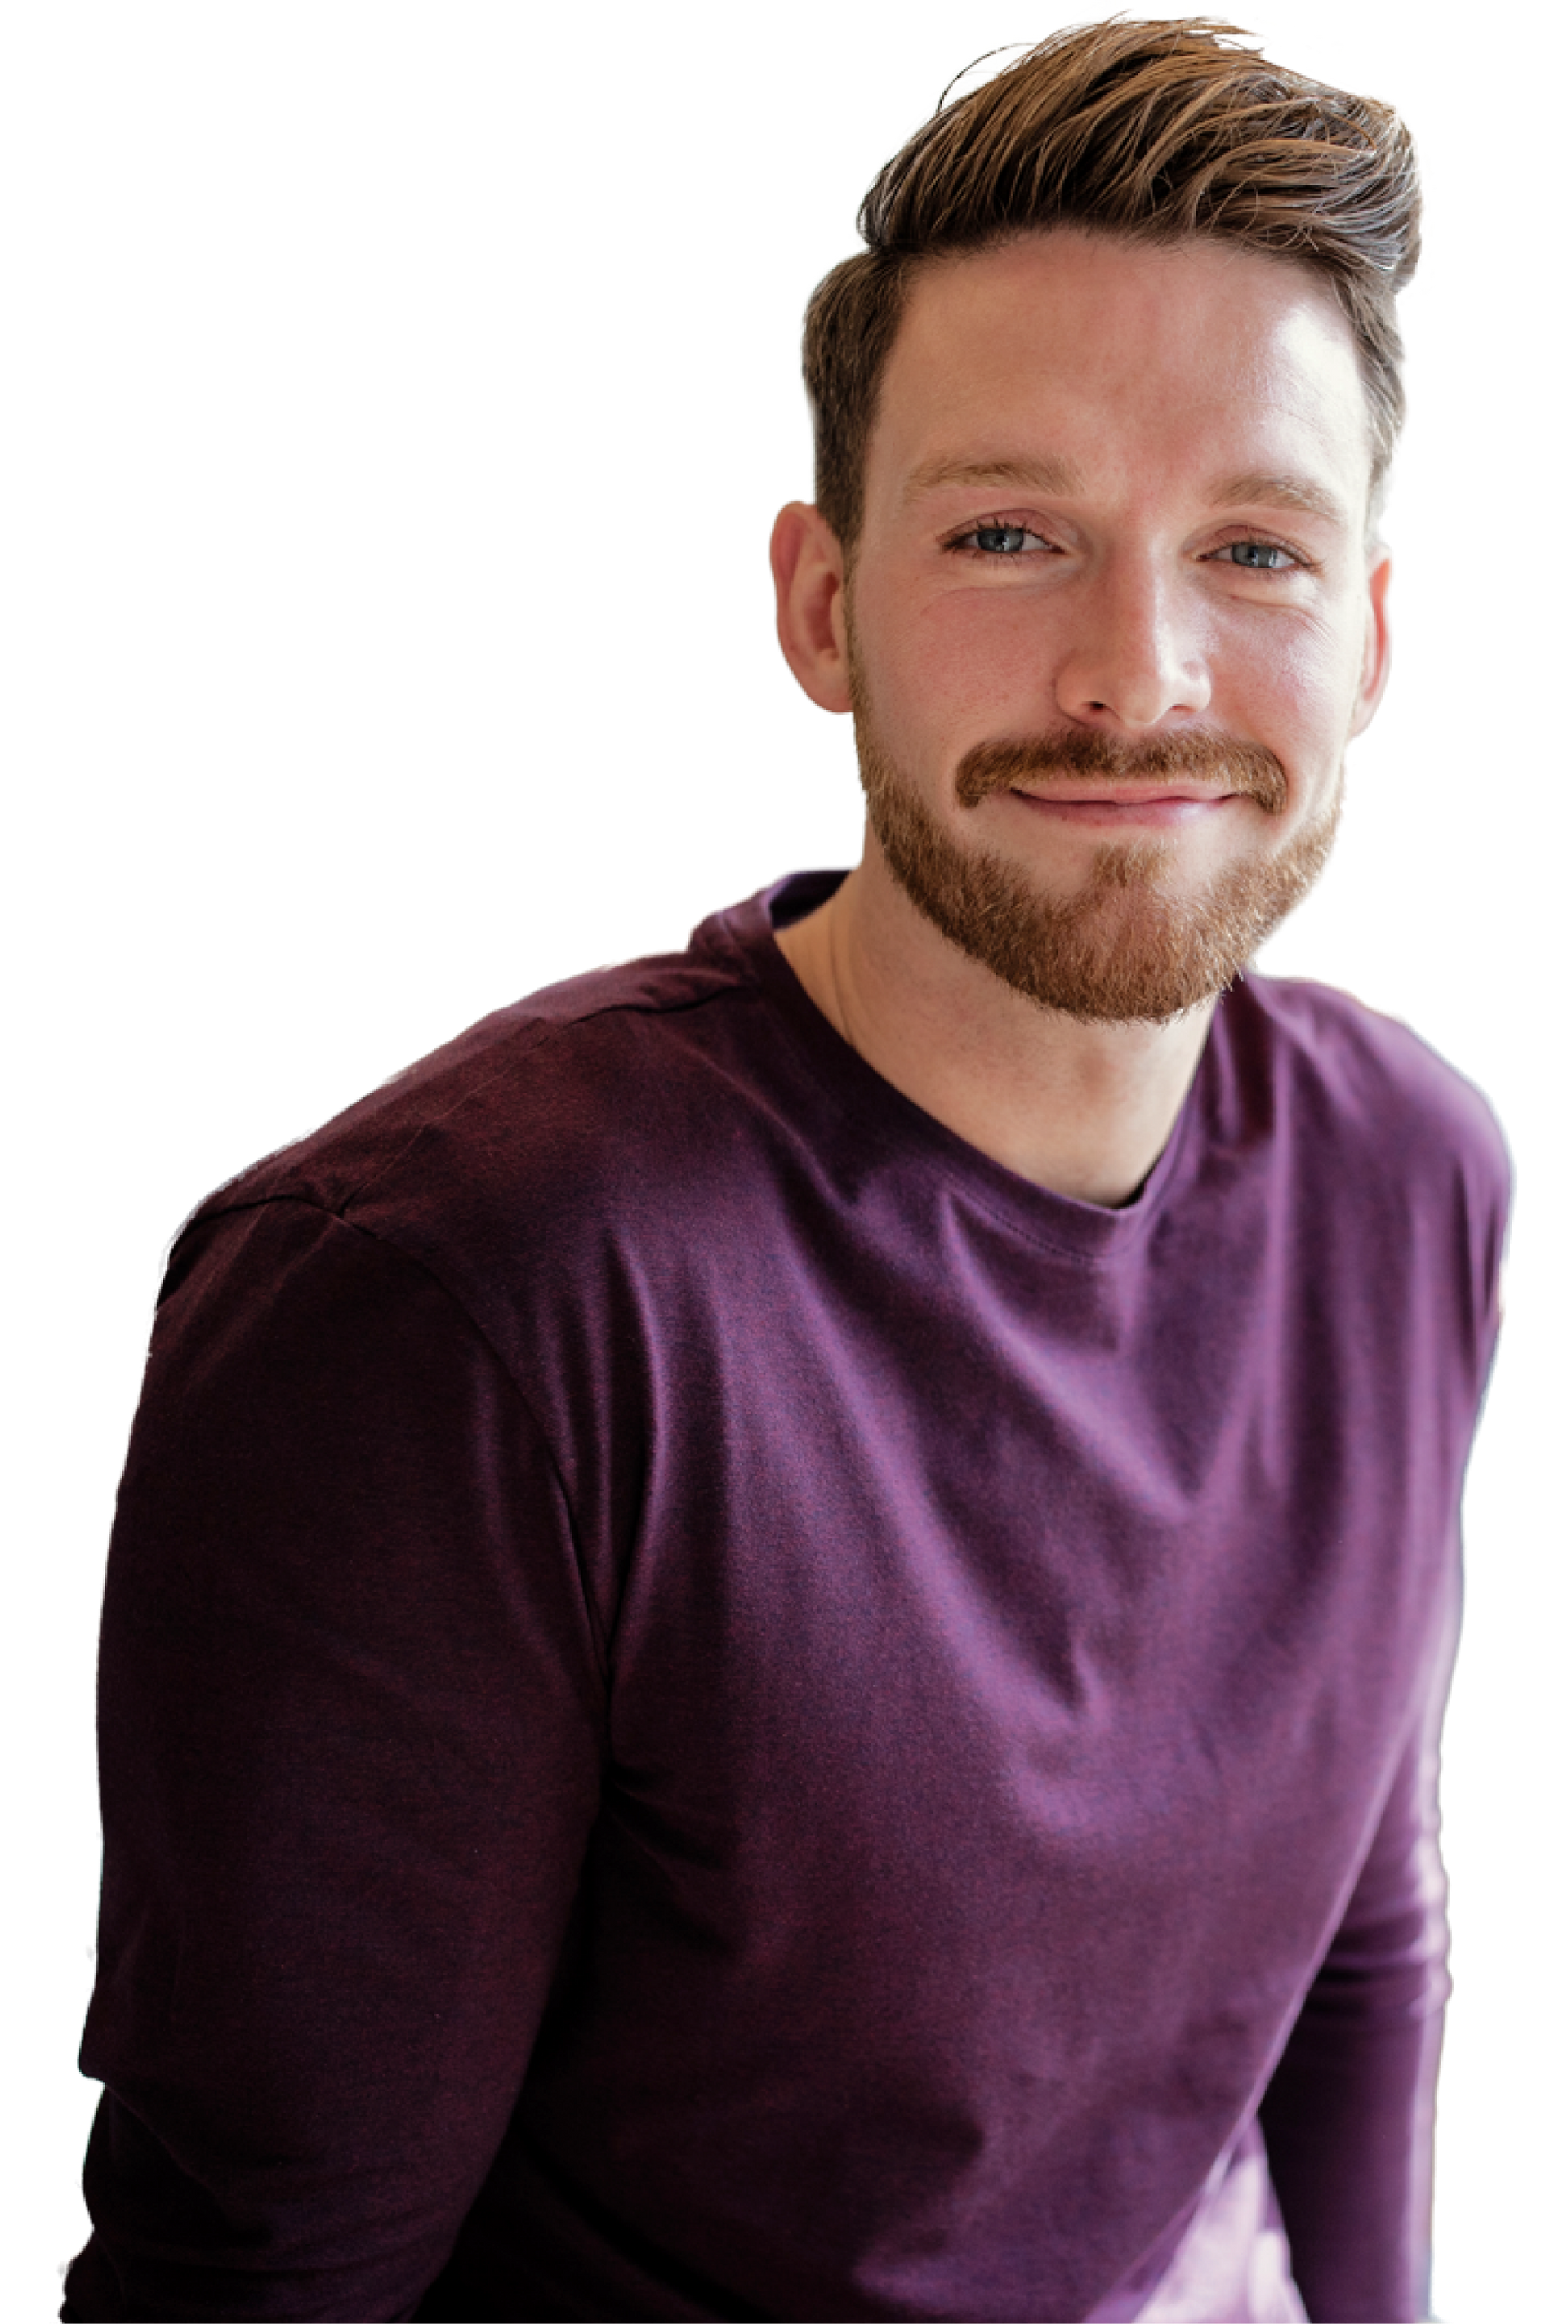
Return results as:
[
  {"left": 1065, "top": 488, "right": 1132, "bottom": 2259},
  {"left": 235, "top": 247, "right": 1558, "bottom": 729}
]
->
[
  {"left": 1257, "top": 1572, "right": 1459, "bottom": 2324},
  {"left": 63, "top": 1197, "right": 606, "bottom": 2322}
]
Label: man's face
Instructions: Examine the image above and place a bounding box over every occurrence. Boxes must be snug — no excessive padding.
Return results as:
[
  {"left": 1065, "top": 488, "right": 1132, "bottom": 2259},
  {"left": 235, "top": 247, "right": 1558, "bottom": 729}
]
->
[{"left": 836, "top": 230, "right": 1392, "bottom": 1023}]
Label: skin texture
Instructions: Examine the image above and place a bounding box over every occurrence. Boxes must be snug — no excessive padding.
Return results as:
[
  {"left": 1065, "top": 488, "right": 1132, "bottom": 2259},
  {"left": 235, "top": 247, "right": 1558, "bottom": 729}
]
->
[{"left": 772, "top": 230, "right": 1392, "bottom": 1206}]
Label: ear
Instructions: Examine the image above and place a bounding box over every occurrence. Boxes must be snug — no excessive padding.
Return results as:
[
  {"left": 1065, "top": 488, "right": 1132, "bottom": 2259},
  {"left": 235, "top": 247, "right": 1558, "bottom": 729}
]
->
[
  {"left": 770, "top": 501, "right": 853, "bottom": 714},
  {"left": 1348, "top": 546, "right": 1393, "bottom": 740}
]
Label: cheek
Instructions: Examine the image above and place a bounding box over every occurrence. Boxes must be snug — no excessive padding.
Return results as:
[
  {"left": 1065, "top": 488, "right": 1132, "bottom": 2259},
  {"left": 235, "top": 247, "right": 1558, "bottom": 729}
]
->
[
  {"left": 850, "top": 577, "right": 1004, "bottom": 757},
  {"left": 1212, "top": 612, "right": 1366, "bottom": 764},
  {"left": 887, "top": 589, "right": 1059, "bottom": 737}
]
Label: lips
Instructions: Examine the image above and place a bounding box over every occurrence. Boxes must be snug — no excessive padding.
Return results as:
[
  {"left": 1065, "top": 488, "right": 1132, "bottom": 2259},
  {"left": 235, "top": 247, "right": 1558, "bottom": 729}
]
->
[
  {"left": 1004, "top": 786, "right": 1245, "bottom": 830},
  {"left": 1011, "top": 785, "right": 1232, "bottom": 806}
]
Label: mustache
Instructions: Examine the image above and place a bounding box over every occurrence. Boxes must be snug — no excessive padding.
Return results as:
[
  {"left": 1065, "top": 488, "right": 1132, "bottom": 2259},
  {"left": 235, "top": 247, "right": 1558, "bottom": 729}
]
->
[{"left": 954, "top": 730, "right": 1289, "bottom": 816}]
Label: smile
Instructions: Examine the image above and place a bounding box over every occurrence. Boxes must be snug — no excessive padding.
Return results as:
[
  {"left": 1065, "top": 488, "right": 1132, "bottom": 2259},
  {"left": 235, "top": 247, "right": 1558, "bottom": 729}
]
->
[{"left": 1005, "top": 787, "right": 1242, "bottom": 828}]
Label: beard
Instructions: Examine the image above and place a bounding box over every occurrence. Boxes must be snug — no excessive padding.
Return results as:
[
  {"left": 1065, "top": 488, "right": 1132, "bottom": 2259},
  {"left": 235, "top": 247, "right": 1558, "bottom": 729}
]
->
[{"left": 848, "top": 646, "right": 1343, "bottom": 1027}]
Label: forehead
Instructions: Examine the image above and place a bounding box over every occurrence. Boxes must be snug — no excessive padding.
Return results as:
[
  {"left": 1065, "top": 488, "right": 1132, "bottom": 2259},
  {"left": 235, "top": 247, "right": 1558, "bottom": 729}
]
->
[{"left": 868, "top": 230, "right": 1374, "bottom": 521}]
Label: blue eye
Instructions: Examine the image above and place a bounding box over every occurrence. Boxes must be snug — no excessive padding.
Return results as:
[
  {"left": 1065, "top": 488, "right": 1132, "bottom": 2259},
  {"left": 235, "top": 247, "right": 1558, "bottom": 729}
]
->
[
  {"left": 942, "top": 523, "right": 1310, "bottom": 576},
  {"left": 1217, "top": 539, "right": 1291, "bottom": 572},
  {"left": 945, "top": 518, "right": 1054, "bottom": 563},
  {"left": 975, "top": 525, "right": 1036, "bottom": 555}
]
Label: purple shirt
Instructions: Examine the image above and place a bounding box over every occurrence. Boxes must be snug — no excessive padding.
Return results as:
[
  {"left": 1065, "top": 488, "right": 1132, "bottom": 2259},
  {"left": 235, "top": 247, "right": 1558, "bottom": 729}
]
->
[{"left": 66, "top": 874, "right": 1508, "bottom": 2322}]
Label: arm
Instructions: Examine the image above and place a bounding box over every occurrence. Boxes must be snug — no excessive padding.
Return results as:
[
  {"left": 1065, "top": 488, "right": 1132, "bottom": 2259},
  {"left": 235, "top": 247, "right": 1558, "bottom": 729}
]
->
[
  {"left": 64, "top": 1197, "right": 605, "bottom": 2321},
  {"left": 1258, "top": 1580, "right": 1459, "bottom": 2324}
]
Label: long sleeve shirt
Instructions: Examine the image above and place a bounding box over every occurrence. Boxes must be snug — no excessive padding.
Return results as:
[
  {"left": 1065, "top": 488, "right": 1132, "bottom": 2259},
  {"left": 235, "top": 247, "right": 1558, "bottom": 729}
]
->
[{"left": 66, "top": 874, "right": 1509, "bottom": 2321}]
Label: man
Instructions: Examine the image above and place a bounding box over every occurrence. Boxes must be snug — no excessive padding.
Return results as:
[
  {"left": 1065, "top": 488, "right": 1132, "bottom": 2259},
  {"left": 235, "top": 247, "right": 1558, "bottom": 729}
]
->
[
  {"left": 766, "top": 213, "right": 1393, "bottom": 1218},
  {"left": 65, "top": 19, "right": 1507, "bottom": 2323}
]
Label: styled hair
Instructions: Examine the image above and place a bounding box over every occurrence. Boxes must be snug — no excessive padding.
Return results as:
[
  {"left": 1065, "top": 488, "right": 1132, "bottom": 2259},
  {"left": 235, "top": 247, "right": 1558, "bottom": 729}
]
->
[{"left": 803, "top": 16, "right": 1420, "bottom": 550}]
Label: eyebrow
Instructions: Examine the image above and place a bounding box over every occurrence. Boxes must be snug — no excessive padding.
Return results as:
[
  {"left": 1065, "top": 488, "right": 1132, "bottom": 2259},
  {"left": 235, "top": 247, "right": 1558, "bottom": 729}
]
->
[{"left": 902, "top": 454, "right": 1352, "bottom": 532}]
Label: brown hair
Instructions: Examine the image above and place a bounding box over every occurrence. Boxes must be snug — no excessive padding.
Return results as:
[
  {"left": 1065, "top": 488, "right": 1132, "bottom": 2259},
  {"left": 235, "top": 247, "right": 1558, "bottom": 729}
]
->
[{"left": 803, "top": 17, "right": 1420, "bottom": 550}]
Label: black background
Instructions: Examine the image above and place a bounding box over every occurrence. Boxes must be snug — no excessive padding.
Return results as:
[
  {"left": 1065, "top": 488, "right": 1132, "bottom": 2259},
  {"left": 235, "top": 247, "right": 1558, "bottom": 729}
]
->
[{"left": 46, "top": 9, "right": 1523, "bottom": 2314}]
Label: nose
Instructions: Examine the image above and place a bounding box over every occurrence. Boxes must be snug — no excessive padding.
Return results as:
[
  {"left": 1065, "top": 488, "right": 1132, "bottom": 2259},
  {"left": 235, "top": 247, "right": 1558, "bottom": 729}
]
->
[{"left": 1054, "top": 554, "right": 1212, "bottom": 732}]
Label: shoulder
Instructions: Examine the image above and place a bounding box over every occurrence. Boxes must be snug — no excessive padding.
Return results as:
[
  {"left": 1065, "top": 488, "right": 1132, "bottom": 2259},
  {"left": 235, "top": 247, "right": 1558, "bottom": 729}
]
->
[
  {"left": 1218, "top": 974, "right": 1512, "bottom": 1320},
  {"left": 1233, "top": 973, "right": 1508, "bottom": 1184},
  {"left": 178, "top": 897, "right": 791, "bottom": 1294}
]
